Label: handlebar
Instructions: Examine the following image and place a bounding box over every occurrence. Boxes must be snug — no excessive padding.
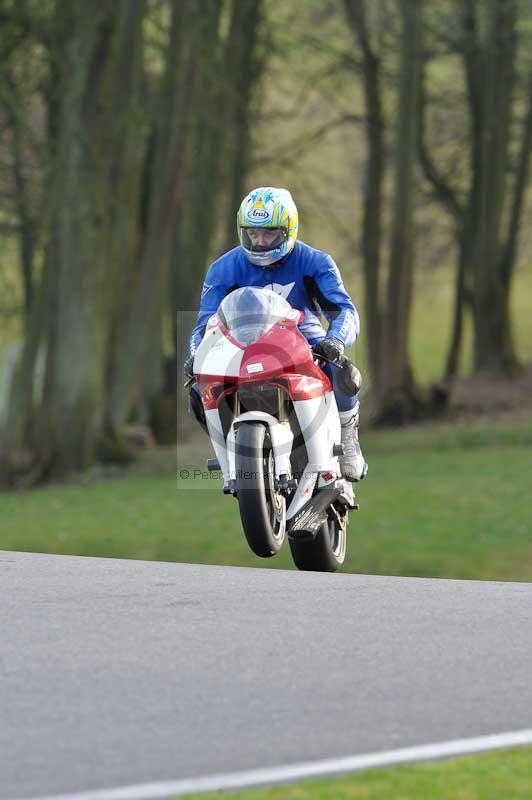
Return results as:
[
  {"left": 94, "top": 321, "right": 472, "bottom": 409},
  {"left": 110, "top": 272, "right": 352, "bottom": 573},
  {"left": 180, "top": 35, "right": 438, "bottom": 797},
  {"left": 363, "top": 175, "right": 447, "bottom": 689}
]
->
[{"left": 312, "top": 349, "right": 344, "bottom": 368}]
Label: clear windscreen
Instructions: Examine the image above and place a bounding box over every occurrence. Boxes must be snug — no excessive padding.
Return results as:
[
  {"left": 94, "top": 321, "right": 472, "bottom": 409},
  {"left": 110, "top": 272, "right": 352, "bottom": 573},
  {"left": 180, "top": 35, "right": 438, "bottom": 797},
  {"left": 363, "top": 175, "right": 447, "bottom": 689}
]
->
[{"left": 218, "top": 287, "right": 292, "bottom": 346}]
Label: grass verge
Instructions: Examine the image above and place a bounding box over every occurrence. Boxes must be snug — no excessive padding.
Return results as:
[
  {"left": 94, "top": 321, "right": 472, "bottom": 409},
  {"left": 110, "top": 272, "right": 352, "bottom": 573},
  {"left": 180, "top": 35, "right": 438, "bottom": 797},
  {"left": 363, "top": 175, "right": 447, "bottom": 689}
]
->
[
  {"left": 181, "top": 746, "right": 532, "bottom": 799},
  {"left": 2, "top": 419, "right": 531, "bottom": 582}
]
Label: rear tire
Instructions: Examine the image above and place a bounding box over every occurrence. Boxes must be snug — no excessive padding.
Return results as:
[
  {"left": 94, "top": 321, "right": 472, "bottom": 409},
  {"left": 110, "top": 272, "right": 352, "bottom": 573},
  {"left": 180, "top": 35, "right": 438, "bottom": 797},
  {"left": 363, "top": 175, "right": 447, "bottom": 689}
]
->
[
  {"left": 235, "top": 422, "right": 286, "bottom": 558},
  {"left": 289, "top": 512, "right": 346, "bottom": 572}
]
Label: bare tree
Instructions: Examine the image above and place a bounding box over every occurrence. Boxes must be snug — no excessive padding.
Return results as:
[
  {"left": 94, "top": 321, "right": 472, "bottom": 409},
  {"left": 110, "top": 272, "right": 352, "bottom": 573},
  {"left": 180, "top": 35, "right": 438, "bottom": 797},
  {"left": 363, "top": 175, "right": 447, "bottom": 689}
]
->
[
  {"left": 343, "top": 0, "right": 385, "bottom": 396},
  {"left": 471, "top": 0, "right": 519, "bottom": 374},
  {"left": 378, "top": 0, "right": 423, "bottom": 420},
  {"left": 344, "top": 0, "right": 423, "bottom": 422},
  {"left": 169, "top": 0, "right": 265, "bottom": 439},
  {"left": 0, "top": 0, "right": 146, "bottom": 483},
  {"left": 107, "top": 0, "right": 203, "bottom": 431},
  {"left": 221, "top": 0, "right": 265, "bottom": 251},
  {"left": 419, "top": 0, "right": 531, "bottom": 379}
]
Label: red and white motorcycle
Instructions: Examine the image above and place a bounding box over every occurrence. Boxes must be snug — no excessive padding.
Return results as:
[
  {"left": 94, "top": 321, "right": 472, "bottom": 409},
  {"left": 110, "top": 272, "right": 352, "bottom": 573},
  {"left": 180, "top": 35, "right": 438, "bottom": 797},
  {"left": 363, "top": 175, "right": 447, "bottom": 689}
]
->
[{"left": 191, "top": 287, "right": 358, "bottom": 572}]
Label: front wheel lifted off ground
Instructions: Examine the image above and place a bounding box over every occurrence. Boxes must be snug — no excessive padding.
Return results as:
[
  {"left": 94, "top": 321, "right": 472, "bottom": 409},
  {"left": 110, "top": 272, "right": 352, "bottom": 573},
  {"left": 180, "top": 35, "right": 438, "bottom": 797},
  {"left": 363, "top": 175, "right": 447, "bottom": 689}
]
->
[{"left": 235, "top": 422, "right": 286, "bottom": 558}]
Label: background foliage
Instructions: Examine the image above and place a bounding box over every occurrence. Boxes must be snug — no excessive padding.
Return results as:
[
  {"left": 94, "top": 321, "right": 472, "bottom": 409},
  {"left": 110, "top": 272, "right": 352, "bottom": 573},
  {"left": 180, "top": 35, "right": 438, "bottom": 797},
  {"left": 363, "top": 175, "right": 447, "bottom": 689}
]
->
[{"left": 0, "top": 0, "right": 531, "bottom": 485}]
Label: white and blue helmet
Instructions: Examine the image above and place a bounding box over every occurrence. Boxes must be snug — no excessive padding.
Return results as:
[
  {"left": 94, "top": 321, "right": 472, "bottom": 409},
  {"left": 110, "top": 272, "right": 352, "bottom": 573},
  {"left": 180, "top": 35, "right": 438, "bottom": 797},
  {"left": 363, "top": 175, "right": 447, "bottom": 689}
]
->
[{"left": 237, "top": 187, "right": 299, "bottom": 267}]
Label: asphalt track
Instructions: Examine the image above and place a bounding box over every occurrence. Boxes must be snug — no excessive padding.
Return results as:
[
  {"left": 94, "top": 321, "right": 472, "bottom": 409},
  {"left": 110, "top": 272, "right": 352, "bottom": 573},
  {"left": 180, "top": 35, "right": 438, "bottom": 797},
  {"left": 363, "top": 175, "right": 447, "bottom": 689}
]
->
[{"left": 1, "top": 551, "right": 532, "bottom": 799}]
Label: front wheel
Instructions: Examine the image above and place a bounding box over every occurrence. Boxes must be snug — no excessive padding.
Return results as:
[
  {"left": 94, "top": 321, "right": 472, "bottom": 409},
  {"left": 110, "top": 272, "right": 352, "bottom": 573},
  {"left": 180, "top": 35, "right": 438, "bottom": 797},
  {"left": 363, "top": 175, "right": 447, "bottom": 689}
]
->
[
  {"left": 235, "top": 422, "right": 286, "bottom": 558},
  {"left": 289, "top": 511, "right": 347, "bottom": 572}
]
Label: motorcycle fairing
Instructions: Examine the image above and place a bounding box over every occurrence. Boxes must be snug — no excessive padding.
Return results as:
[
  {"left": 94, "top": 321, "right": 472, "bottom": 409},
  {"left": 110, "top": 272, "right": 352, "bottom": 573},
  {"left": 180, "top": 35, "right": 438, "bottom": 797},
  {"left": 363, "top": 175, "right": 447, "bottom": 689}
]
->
[
  {"left": 194, "top": 313, "right": 332, "bottom": 401},
  {"left": 193, "top": 324, "right": 244, "bottom": 380},
  {"left": 195, "top": 291, "right": 357, "bottom": 518}
]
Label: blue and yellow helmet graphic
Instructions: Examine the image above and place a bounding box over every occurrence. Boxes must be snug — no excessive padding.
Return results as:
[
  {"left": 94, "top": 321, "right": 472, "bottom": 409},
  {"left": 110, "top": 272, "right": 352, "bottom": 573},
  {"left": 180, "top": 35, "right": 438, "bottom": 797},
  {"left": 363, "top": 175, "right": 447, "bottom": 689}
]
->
[{"left": 237, "top": 187, "right": 299, "bottom": 267}]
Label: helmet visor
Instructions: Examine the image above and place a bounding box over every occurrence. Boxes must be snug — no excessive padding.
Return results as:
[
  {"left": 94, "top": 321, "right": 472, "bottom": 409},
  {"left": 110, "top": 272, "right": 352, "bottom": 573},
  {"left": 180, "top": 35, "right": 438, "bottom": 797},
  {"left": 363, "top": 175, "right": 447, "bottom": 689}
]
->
[{"left": 240, "top": 226, "right": 288, "bottom": 254}]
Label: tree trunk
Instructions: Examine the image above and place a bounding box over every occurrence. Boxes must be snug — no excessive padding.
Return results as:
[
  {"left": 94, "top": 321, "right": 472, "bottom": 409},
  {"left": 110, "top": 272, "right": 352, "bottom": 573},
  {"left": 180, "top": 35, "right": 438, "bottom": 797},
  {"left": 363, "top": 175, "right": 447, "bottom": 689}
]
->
[
  {"left": 4, "top": 70, "right": 36, "bottom": 317},
  {"left": 343, "top": 0, "right": 385, "bottom": 397},
  {"left": 444, "top": 228, "right": 469, "bottom": 380},
  {"left": 169, "top": 0, "right": 264, "bottom": 437},
  {"left": 36, "top": 4, "right": 115, "bottom": 474},
  {"left": 100, "top": 0, "right": 147, "bottom": 435},
  {"left": 497, "top": 66, "right": 532, "bottom": 364},
  {"left": 0, "top": 0, "right": 146, "bottom": 484},
  {"left": 170, "top": 0, "right": 225, "bottom": 437},
  {"left": 0, "top": 273, "right": 46, "bottom": 485},
  {"left": 377, "top": 0, "right": 423, "bottom": 422},
  {"left": 221, "top": 0, "right": 264, "bottom": 251},
  {"left": 471, "top": 0, "right": 518, "bottom": 374},
  {"left": 419, "top": 0, "right": 527, "bottom": 382},
  {"left": 108, "top": 0, "right": 217, "bottom": 429}
]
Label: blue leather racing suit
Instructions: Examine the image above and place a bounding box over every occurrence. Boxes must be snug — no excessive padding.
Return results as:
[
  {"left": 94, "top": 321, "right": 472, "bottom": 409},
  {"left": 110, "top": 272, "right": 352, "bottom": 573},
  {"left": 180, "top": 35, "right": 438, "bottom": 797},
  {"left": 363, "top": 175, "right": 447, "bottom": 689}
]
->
[{"left": 190, "top": 241, "right": 360, "bottom": 411}]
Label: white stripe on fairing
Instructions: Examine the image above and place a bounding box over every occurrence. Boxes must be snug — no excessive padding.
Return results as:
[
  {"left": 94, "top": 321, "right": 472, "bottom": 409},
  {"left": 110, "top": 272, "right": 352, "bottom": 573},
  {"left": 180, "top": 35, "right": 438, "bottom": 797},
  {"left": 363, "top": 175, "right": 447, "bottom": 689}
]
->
[{"left": 18, "top": 728, "right": 532, "bottom": 800}]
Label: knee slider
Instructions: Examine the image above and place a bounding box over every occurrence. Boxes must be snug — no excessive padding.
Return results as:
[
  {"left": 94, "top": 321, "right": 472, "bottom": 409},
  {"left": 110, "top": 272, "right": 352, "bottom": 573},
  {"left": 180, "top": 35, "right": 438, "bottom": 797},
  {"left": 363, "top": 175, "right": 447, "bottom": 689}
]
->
[
  {"left": 188, "top": 384, "right": 208, "bottom": 433},
  {"left": 337, "top": 358, "right": 362, "bottom": 395}
]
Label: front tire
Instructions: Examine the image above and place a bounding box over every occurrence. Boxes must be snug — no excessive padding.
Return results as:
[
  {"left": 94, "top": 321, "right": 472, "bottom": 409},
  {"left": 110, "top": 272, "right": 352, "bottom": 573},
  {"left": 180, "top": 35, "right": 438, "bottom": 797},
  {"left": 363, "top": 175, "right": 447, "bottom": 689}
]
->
[
  {"left": 289, "top": 511, "right": 346, "bottom": 572},
  {"left": 235, "top": 422, "right": 286, "bottom": 558}
]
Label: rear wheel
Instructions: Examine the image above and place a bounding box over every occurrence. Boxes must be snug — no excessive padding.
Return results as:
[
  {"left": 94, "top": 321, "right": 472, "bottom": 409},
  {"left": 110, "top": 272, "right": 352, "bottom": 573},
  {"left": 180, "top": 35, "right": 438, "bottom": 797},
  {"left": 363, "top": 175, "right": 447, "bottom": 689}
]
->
[
  {"left": 235, "top": 422, "right": 286, "bottom": 557},
  {"left": 289, "top": 509, "right": 347, "bottom": 572}
]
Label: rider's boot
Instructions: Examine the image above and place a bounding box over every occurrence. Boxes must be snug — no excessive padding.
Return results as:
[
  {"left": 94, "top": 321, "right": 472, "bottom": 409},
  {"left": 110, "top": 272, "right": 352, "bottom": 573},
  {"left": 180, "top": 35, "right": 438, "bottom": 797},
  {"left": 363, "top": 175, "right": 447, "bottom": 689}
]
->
[{"left": 339, "top": 405, "right": 368, "bottom": 482}]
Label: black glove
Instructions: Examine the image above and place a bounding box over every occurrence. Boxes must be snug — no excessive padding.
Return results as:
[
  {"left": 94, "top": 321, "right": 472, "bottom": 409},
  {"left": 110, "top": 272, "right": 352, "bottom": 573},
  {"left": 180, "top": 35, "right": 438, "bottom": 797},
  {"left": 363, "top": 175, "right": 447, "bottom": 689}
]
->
[
  {"left": 313, "top": 338, "right": 362, "bottom": 394},
  {"left": 313, "top": 337, "right": 345, "bottom": 364},
  {"left": 184, "top": 355, "right": 195, "bottom": 385}
]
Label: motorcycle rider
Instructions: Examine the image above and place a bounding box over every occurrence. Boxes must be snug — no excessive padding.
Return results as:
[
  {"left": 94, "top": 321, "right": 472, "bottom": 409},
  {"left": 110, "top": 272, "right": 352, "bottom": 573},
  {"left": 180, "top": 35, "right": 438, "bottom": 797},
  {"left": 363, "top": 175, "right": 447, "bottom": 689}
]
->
[{"left": 185, "top": 187, "right": 367, "bottom": 482}]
